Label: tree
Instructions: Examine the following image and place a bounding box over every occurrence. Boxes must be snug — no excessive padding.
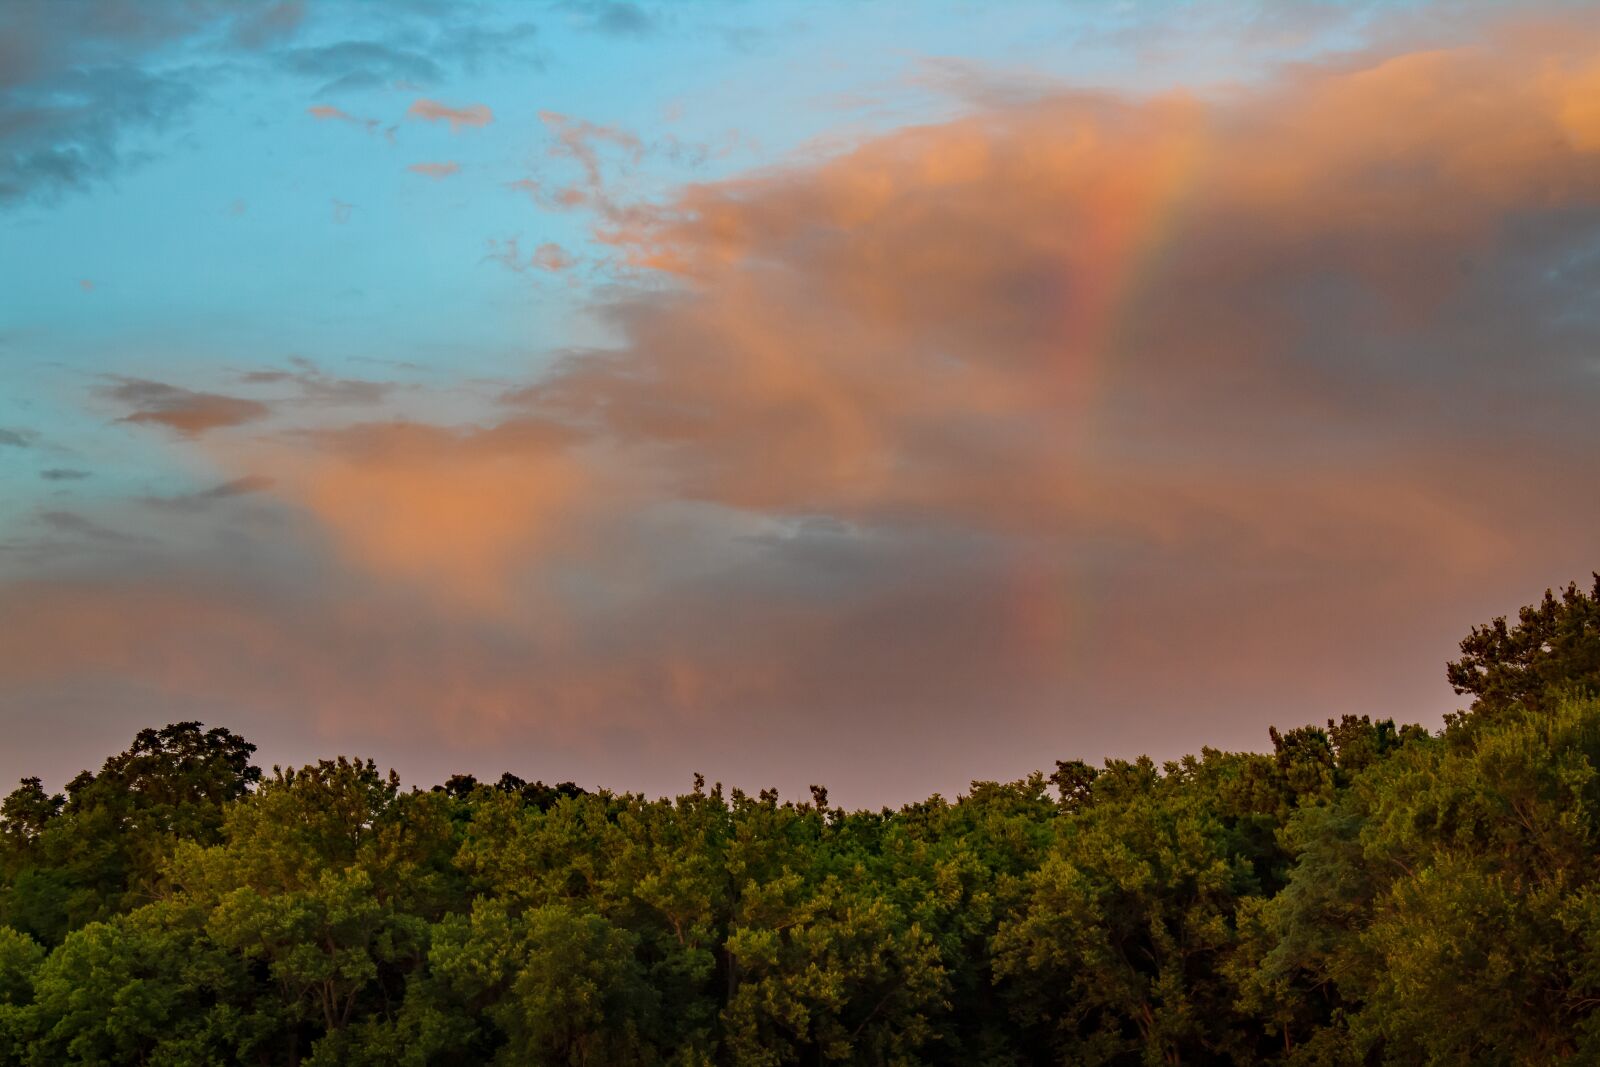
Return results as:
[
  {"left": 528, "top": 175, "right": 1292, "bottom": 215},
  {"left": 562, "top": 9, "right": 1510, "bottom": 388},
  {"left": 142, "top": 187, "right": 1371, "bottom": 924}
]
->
[
  {"left": 161, "top": 757, "right": 460, "bottom": 1065},
  {"left": 994, "top": 754, "right": 1272, "bottom": 1065},
  {"left": 0, "top": 723, "right": 260, "bottom": 943},
  {"left": 15, "top": 900, "right": 256, "bottom": 1066},
  {"left": 1447, "top": 575, "right": 1600, "bottom": 719},
  {"left": 722, "top": 873, "right": 948, "bottom": 1065},
  {"left": 0, "top": 926, "right": 43, "bottom": 1066}
]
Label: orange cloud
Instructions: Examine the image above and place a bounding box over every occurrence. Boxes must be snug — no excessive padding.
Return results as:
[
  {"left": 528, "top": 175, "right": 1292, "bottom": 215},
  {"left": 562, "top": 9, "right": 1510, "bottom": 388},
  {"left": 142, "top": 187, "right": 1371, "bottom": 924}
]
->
[
  {"left": 406, "top": 160, "right": 461, "bottom": 179},
  {"left": 538, "top": 110, "right": 643, "bottom": 188},
  {"left": 407, "top": 98, "right": 493, "bottom": 130},
  {"left": 307, "top": 104, "right": 378, "bottom": 132},
  {"left": 228, "top": 24, "right": 1600, "bottom": 603},
  {"left": 483, "top": 237, "right": 577, "bottom": 273},
  {"left": 531, "top": 242, "right": 574, "bottom": 271},
  {"left": 242, "top": 419, "right": 592, "bottom": 607},
  {"left": 109, "top": 379, "right": 271, "bottom": 437}
]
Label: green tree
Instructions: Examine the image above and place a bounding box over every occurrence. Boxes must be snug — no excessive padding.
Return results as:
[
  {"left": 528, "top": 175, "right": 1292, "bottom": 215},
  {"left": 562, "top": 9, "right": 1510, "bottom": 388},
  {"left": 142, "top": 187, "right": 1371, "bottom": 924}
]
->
[
  {"left": 0, "top": 927, "right": 43, "bottom": 1066},
  {"left": 0, "top": 723, "right": 259, "bottom": 943},
  {"left": 723, "top": 874, "right": 948, "bottom": 1066},
  {"left": 1447, "top": 575, "right": 1600, "bottom": 719},
  {"left": 163, "top": 758, "right": 459, "bottom": 1065},
  {"left": 994, "top": 753, "right": 1283, "bottom": 1065}
]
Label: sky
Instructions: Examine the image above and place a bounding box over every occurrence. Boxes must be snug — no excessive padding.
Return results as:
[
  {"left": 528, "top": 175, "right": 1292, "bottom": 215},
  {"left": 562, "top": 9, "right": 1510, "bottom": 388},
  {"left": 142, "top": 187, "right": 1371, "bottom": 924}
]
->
[{"left": 2, "top": 0, "right": 1598, "bottom": 807}]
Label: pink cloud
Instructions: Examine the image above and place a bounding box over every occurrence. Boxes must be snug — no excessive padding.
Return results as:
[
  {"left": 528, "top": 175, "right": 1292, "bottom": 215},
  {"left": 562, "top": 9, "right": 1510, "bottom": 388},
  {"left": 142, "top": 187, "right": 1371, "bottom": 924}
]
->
[
  {"left": 406, "top": 161, "right": 461, "bottom": 180},
  {"left": 307, "top": 104, "right": 378, "bottom": 132},
  {"left": 407, "top": 98, "right": 493, "bottom": 130},
  {"left": 538, "top": 110, "right": 642, "bottom": 188},
  {"left": 484, "top": 236, "right": 576, "bottom": 273},
  {"left": 108, "top": 379, "right": 270, "bottom": 437},
  {"left": 531, "top": 242, "right": 574, "bottom": 271},
  {"left": 238, "top": 27, "right": 1600, "bottom": 616}
]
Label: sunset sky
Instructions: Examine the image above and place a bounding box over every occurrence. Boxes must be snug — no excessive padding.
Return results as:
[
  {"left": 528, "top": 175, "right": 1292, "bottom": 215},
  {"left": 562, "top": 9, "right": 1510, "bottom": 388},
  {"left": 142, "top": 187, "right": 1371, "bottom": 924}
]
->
[{"left": 3, "top": 0, "right": 1598, "bottom": 806}]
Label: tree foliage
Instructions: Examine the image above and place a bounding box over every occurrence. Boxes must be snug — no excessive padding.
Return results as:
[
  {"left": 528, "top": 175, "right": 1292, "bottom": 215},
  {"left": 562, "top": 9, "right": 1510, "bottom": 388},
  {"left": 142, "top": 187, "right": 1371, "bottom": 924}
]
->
[{"left": 1, "top": 577, "right": 1598, "bottom": 1064}]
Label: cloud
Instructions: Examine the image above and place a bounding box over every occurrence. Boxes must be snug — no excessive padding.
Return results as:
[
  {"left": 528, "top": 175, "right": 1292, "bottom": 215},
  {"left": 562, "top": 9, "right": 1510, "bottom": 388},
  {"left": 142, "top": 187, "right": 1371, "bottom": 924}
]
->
[
  {"left": 107, "top": 378, "right": 271, "bottom": 437},
  {"left": 241, "top": 418, "right": 589, "bottom": 605},
  {"left": 40, "top": 468, "right": 91, "bottom": 481},
  {"left": 0, "top": 63, "right": 197, "bottom": 204},
  {"left": 484, "top": 236, "right": 577, "bottom": 273},
  {"left": 0, "top": 0, "right": 307, "bottom": 204},
  {"left": 0, "top": 3, "right": 536, "bottom": 205},
  {"left": 284, "top": 41, "right": 444, "bottom": 95},
  {"left": 507, "top": 178, "right": 590, "bottom": 212},
  {"left": 510, "top": 113, "right": 728, "bottom": 215},
  {"left": 407, "top": 98, "right": 493, "bottom": 130},
  {"left": 531, "top": 242, "right": 576, "bottom": 271},
  {"left": 203, "top": 26, "right": 1597, "bottom": 645},
  {"left": 537, "top": 110, "right": 643, "bottom": 189},
  {"left": 291, "top": 27, "right": 1600, "bottom": 665},
  {"left": 0, "top": 429, "right": 32, "bottom": 448},
  {"left": 228, "top": 0, "right": 307, "bottom": 50},
  {"left": 407, "top": 160, "right": 461, "bottom": 180},
  {"left": 36, "top": 510, "right": 145, "bottom": 546},
  {"left": 143, "top": 475, "right": 275, "bottom": 511},
  {"left": 278, "top": 19, "right": 539, "bottom": 94},
  {"left": 239, "top": 358, "right": 395, "bottom": 406},
  {"left": 560, "top": 1, "right": 658, "bottom": 38},
  {"left": 307, "top": 104, "right": 379, "bottom": 132}
]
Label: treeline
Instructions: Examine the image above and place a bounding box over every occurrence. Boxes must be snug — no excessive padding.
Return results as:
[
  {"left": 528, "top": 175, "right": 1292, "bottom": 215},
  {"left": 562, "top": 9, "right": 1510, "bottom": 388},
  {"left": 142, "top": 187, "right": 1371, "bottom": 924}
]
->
[{"left": 0, "top": 579, "right": 1598, "bottom": 1066}]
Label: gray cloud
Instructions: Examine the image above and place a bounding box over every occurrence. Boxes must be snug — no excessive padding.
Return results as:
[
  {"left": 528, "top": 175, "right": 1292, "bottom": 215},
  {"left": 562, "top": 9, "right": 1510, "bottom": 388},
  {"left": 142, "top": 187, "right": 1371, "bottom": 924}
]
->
[
  {"left": 107, "top": 378, "right": 271, "bottom": 437},
  {"left": 239, "top": 358, "right": 396, "bottom": 406},
  {"left": 37, "top": 509, "right": 144, "bottom": 545},
  {"left": 144, "top": 475, "right": 275, "bottom": 512},
  {"left": 551, "top": 1, "right": 660, "bottom": 38},
  {"left": 277, "top": 17, "right": 538, "bottom": 94},
  {"left": 39, "top": 468, "right": 91, "bottom": 481},
  {"left": 282, "top": 40, "right": 444, "bottom": 95},
  {"left": 0, "top": 0, "right": 252, "bottom": 204},
  {"left": 0, "top": 2, "right": 538, "bottom": 205},
  {"left": 228, "top": 1, "right": 308, "bottom": 50},
  {"left": 0, "top": 64, "right": 196, "bottom": 204}
]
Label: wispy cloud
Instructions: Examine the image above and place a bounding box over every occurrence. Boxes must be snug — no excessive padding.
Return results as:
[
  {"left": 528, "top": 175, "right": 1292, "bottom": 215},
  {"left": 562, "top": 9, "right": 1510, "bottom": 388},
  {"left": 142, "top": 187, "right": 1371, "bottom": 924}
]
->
[
  {"left": 37, "top": 509, "right": 146, "bottom": 546},
  {"left": 239, "top": 358, "right": 394, "bottom": 406},
  {"left": 484, "top": 236, "right": 576, "bottom": 273},
  {"left": 407, "top": 98, "right": 493, "bottom": 130},
  {"left": 143, "top": 475, "right": 275, "bottom": 512},
  {"left": 107, "top": 378, "right": 271, "bottom": 437},
  {"left": 307, "top": 104, "right": 379, "bottom": 132},
  {"left": 406, "top": 160, "right": 461, "bottom": 180},
  {"left": 283, "top": 40, "right": 443, "bottom": 95},
  {"left": 560, "top": 1, "right": 659, "bottom": 38},
  {"left": 0, "top": 3, "right": 533, "bottom": 205}
]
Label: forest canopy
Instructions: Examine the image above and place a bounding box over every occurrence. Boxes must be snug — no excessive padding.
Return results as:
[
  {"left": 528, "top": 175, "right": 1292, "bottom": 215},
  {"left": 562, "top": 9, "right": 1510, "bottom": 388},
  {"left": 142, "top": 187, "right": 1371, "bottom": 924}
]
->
[{"left": 1, "top": 576, "right": 1598, "bottom": 1066}]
